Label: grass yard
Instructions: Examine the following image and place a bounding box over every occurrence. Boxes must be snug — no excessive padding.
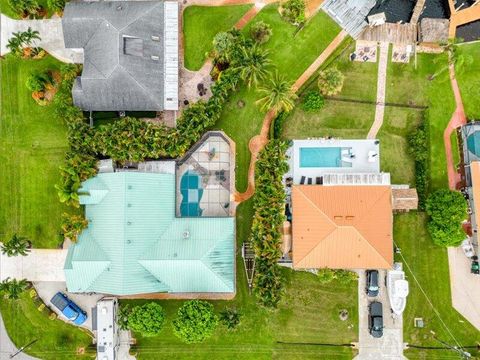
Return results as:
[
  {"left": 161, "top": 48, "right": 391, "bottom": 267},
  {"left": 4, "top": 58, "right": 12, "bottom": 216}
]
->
[
  {"left": 377, "top": 107, "right": 423, "bottom": 184},
  {"left": 127, "top": 268, "right": 358, "bottom": 360},
  {"left": 0, "top": 293, "right": 93, "bottom": 359},
  {"left": 456, "top": 42, "right": 480, "bottom": 119},
  {"left": 386, "top": 52, "right": 455, "bottom": 190},
  {"left": 182, "top": 5, "right": 253, "bottom": 71},
  {"left": 0, "top": 55, "right": 70, "bottom": 248},
  {"left": 394, "top": 213, "right": 480, "bottom": 359},
  {"left": 214, "top": 5, "right": 341, "bottom": 192},
  {"left": 282, "top": 100, "right": 374, "bottom": 140}
]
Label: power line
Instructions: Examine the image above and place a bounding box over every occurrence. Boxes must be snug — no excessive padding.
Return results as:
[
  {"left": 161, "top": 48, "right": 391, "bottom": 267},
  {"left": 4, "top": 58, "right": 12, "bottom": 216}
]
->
[{"left": 394, "top": 241, "right": 464, "bottom": 351}]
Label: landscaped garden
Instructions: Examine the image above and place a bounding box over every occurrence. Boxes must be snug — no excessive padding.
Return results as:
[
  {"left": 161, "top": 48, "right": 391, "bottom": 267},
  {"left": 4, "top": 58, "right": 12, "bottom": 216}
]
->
[
  {"left": 183, "top": 4, "right": 253, "bottom": 71},
  {"left": 0, "top": 55, "right": 71, "bottom": 249}
]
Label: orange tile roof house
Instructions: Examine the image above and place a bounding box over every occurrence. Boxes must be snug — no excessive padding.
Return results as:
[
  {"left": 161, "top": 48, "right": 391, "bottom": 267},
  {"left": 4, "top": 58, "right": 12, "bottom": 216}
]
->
[{"left": 291, "top": 185, "right": 393, "bottom": 269}]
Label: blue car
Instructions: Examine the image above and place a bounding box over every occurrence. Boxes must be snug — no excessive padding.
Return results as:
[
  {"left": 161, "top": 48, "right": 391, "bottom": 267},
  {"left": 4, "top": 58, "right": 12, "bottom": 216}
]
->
[{"left": 50, "top": 292, "right": 87, "bottom": 325}]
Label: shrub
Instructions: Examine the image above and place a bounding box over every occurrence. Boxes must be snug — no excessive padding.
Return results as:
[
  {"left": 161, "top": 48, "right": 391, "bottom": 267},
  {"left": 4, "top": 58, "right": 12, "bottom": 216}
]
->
[
  {"left": 219, "top": 308, "right": 241, "bottom": 330},
  {"left": 26, "top": 72, "right": 47, "bottom": 92},
  {"left": 61, "top": 213, "right": 88, "bottom": 242},
  {"left": 8, "top": 0, "right": 40, "bottom": 17},
  {"left": 302, "top": 91, "right": 325, "bottom": 112},
  {"left": 317, "top": 268, "right": 357, "bottom": 284},
  {"left": 317, "top": 268, "right": 336, "bottom": 283},
  {"left": 280, "top": 0, "right": 305, "bottom": 24},
  {"left": 173, "top": 300, "right": 218, "bottom": 343},
  {"left": 408, "top": 119, "right": 430, "bottom": 209},
  {"left": 250, "top": 141, "right": 289, "bottom": 307},
  {"left": 426, "top": 189, "right": 467, "bottom": 247},
  {"left": 117, "top": 304, "right": 131, "bottom": 331},
  {"left": 317, "top": 67, "right": 345, "bottom": 96},
  {"left": 47, "top": 0, "right": 65, "bottom": 14},
  {"left": 250, "top": 21, "right": 272, "bottom": 44},
  {"left": 127, "top": 302, "right": 166, "bottom": 337},
  {"left": 272, "top": 111, "right": 288, "bottom": 139}
]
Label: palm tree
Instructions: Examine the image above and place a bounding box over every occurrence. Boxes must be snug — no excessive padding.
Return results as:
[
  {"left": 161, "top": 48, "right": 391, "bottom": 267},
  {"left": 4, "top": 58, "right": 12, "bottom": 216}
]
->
[
  {"left": 22, "top": 27, "right": 41, "bottom": 47},
  {"left": 256, "top": 72, "right": 297, "bottom": 114},
  {"left": 0, "top": 278, "right": 29, "bottom": 300},
  {"left": 1, "top": 234, "right": 31, "bottom": 257},
  {"left": 6, "top": 32, "right": 23, "bottom": 56},
  {"left": 237, "top": 45, "right": 271, "bottom": 88}
]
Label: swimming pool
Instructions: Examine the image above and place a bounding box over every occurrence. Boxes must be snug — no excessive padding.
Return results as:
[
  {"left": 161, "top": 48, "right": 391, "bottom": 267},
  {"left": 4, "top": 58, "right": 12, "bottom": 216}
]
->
[
  {"left": 180, "top": 170, "right": 203, "bottom": 216},
  {"left": 467, "top": 131, "right": 480, "bottom": 157},
  {"left": 300, "top": 147, "right": 343, "bottom": 168}
]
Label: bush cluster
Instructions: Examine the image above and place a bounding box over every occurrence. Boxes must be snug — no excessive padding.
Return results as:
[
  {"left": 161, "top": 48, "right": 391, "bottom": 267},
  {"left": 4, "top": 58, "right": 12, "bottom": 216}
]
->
[
  {"left": 408, "top": 119, "right": 430, "bottom": 209},
  {"left": 301, "top": 91, "right": 325, "bottom": 112},
  {"left": 173, "top": 300, "right": 218, "bottom": 343},
  {"left": 127, "top": 303, "right": 166, "bottom": 337},
  {"left": 280, "top": 0, "right": 305, "bottom": 25},
  {"left": 250, "top": 140, "right": 289, "bottom": 307},
  {"left": 250, "top": 21, "right": 273, "bottom": 44},
  {"left": 426, "top": 189, "right": 467, "bottom": 247},
  {"left": 317, "top": 268, "right": 358, "bottom": 284}
]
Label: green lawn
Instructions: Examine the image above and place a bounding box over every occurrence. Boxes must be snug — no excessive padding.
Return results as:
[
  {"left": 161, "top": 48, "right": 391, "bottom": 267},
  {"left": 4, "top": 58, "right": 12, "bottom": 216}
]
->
[
  {"left": 377, "top": 107, "right": 422, "bottom": 184},
  {"left": 182, "top": 5, "right": 253, "bottom": 71},
  {"left": 127, "top": 268, "right": 357, "bottom": 360},
  {"left": 456, "top": 42, "right": 480, "bottom": 119},
  {"left": 394, "top": 213, "right": 480, "bottom": 359},
  {"left": 282, "top": 100, "right": 374, "bottom": 140},
  {"left": 0, "top": 55, "right": 70, "bottom": 248},
  {"left": 386, "top": 52, "right": 455, "bottom": 190},
  {"left": 0, "top": 293, "right": 93, "bottom": 359},
  {"left": 214, "top": 6, "right": 341, "bottom": 192}
]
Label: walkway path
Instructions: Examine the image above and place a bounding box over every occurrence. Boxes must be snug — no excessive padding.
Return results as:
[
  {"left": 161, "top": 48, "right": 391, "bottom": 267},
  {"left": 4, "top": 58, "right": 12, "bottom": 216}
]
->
[
  {"left": 0, "top": 313, "right": 38, "bottom": 360},
  {"left": 367, "top": 42, "right": 389, "bottom": 139},
  {"left": 0, "top": 14, "right": 83, "bottom": 63},
  {"left": 444, "top": 62, "right": 466, "bottom": 190},
  {"left": 234, "top": 30, "right": 348, "bottom": 202}
]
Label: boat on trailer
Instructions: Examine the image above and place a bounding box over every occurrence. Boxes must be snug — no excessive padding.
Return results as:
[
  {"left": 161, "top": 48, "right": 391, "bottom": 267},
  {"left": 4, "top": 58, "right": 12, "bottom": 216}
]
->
[{"left": 387, "top": 262, "right": 409, "bottom": 315}]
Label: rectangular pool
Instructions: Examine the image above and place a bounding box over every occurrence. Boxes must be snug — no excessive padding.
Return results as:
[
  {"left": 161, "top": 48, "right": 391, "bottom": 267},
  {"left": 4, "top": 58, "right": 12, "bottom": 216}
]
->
[{"left": 300, "top": 147, "right": 342, "bottom": 168}]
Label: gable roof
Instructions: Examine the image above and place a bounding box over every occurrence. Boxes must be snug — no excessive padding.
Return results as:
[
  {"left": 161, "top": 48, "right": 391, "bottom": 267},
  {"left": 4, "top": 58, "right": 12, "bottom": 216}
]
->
[
  {"left": 64, "top": 172, "right": 234, "bottom": 295},
  {"left": 291, "top": 185, "right": 393, "bottom": 269},
  {"left": 62, "top": 1, "right": 178, "bottom": 111}
]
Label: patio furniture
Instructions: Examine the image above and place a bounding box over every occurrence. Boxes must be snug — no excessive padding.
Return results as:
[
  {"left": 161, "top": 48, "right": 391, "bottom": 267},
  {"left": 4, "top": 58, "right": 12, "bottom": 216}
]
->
[
  {"left": 307, "top": 178, "right": 312, "bottom": 185},
  {"left": 316, "top": 177, "right": 322, "bottom": 185},
  {"left": 300, "top": 176, "right": 306, "bottom": 184},
  {"left": 368, "top": 150, "right": 378, "bottom": 163},
  {"left": 342, "top": 156, "right": 354, "bottom": 163}
]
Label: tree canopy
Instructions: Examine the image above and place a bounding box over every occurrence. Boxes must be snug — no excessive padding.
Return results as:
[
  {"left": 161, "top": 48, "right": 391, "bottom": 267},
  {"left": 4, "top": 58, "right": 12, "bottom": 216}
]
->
[
  {"left": 173, "top": 300, "right": 218, "bottom": 343},
  {"left": 426, "top": 189, "right": 467, "bottom": 247},
  {"left": 127, "top": 302, "right": 166, "bottom": 337}
]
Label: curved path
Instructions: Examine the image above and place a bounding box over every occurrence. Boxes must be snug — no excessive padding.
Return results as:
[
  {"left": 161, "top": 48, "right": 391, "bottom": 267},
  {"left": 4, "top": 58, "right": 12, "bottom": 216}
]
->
[
  {"left": 444, "top": 62, "right": 466, "bottom": 190},
  {"left": 234, "top": 30, "right": 348, "bottom": 202}
]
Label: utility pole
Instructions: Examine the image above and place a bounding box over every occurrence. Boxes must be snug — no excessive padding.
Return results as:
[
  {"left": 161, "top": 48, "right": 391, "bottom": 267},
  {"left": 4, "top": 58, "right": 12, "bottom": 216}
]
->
[{"left": 9, "top": 339, "right": 38, "bottom": 359}]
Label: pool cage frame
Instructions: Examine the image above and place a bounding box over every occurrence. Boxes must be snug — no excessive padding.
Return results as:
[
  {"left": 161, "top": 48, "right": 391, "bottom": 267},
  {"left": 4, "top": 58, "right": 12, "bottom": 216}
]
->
[{"left": 461, "top": 121, "right": 480, "bottom": 258}]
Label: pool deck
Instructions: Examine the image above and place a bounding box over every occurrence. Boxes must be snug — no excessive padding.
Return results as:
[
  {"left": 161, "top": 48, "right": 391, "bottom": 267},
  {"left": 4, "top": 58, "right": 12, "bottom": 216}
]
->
[{"left": 287, "top": 139, "right": 381, "bottom": 184}]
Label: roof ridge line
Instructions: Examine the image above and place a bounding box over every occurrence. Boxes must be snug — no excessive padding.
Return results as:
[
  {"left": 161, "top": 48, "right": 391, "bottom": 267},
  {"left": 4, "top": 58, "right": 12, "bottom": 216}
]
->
[
  {"left": 118, "top": 2, "right": 162, "bottom": 32},
  {"left": 119, "top": 64, "right": 163, "bottom": 107}
]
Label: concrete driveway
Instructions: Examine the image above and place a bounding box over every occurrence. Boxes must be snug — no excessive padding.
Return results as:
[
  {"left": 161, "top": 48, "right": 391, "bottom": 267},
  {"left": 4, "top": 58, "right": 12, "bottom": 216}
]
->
[
  {"left": 33, "top": 281, "right": 103, "bottom": 332},
  {"left": 355, "top": 270, "right": 406, "bottom": 360},
  {"left": 0, "top": 14, "right": 83, "bottom": 63}
]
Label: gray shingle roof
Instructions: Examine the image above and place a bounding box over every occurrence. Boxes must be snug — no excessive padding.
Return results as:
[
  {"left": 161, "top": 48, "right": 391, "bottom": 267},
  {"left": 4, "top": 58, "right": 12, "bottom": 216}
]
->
[{"left": 62, "top": 1, "right": 176, "bottom": 111}]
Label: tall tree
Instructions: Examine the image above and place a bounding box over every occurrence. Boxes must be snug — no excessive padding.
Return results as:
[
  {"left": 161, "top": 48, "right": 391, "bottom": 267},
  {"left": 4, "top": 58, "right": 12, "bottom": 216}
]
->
[
  {"left": 256, "top": 72, "right": 297, "bottom": 113},
  {"left": 1, "top": 234, "right": 31, "bottom": 257},
  {"left": 0, "top": 278, "right": 29, "bottom": 300},
  {"left": 236, "top": 45, "right": 271, "bottom": 88}
]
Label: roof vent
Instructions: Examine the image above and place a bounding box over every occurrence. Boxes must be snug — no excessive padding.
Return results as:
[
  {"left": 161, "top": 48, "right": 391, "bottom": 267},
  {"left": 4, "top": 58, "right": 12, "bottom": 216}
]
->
[
  {"left": 151, "top": 55, "right": 159, "bottom": 61},
  {"left": 151, "top": 35, "right": 160, "bottom": 41},
  {"left": 127, "top": 239, "right": 132, "bottom": 244},
  {"left": 183, "top": 230, "right": 190, "bottom": 239},
  {"left": 116, "top": 5, "right": 123, "bottom": 11}
]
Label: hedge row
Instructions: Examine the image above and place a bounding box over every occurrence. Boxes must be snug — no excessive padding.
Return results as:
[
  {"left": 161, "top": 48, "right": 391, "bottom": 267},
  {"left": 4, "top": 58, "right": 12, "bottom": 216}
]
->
[
  {"left": 408, "top": 117, "right": 430, "bottom": 210},
  {"left": 250, "top": 140, "right": 289, "bottom": 307}
]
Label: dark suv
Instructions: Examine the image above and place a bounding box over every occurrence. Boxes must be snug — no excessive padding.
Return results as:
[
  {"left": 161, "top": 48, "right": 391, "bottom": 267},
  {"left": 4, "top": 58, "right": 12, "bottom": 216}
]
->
[
  {"left": 369, "top": 301, "right": 383, "bottom": 338},
  {"left": 366, "top": 270, "right": 379, "bottom": 297}
]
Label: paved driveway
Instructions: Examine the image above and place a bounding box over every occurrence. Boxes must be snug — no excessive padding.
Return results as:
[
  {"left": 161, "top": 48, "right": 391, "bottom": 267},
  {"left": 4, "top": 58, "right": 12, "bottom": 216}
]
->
[
  {"left": 0, "top": 14, "right": 83, "bottom": 63},
  {"left": 33, "top": 282, "right": 103, "bottom": 332},
  {"left": 355, "top": 270, "right": 406, "bottom": 360}
]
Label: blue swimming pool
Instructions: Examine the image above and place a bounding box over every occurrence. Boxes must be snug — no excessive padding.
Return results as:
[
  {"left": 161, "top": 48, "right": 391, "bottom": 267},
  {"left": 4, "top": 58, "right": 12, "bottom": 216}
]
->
[
  {"left": 300, "top": 147, "right": 343, "bottom": 168},
  {"left": 467, "top": 131, "right": 480, "bottom": 157},
  {"left": 180, "top": 170, "right": 203, "bottom": 216}
]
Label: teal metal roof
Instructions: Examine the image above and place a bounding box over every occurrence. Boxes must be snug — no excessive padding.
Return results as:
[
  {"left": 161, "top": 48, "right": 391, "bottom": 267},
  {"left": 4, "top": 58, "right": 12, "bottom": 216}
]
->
[{"left": 64, "top": 172, "right": 235, "bottom": 295}]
